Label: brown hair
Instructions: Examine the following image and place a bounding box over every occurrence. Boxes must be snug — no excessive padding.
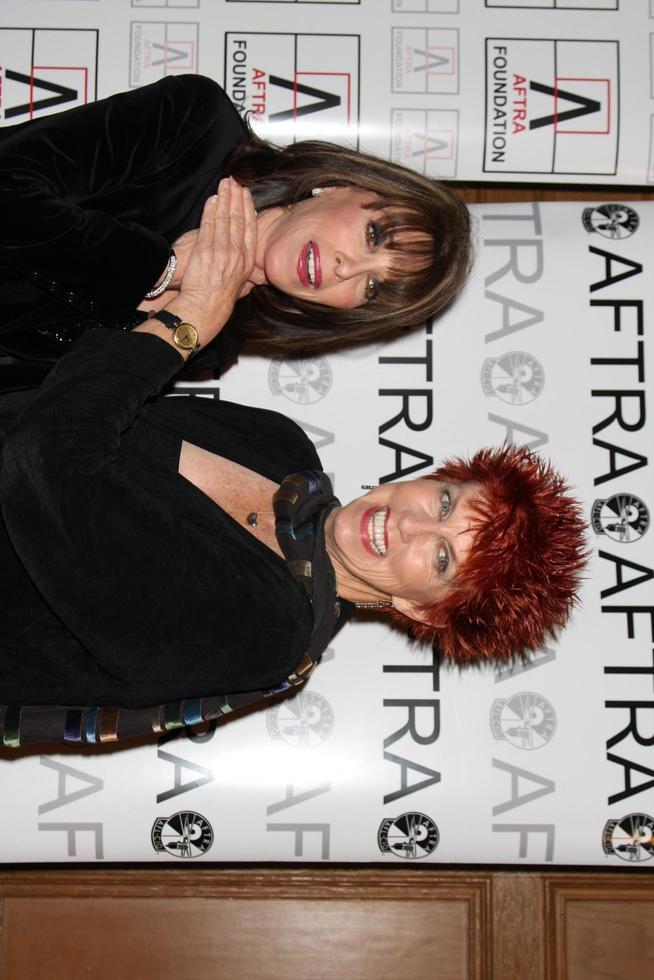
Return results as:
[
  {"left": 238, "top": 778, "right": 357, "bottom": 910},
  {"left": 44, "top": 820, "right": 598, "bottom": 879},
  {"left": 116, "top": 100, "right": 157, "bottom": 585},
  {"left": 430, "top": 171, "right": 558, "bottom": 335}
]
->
[{"left": 225, "top": 136, "right": 472, "bottom": 353}]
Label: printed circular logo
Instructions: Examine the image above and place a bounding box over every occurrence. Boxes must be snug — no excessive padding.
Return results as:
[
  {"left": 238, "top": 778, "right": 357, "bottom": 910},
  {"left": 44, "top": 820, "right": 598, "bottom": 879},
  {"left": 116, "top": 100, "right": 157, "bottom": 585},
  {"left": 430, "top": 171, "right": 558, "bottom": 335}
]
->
[
  {"left": 268, "top": 357, "right": 333, "bottom": 404},
  {"left": 602, "top": 813, "right": 654, "bottom": 863},
  {"left": 266, "top": 690, "right": 334, "bottom": 748},
  {"left": 151, "top": 811, "right": 214, "bottom": 858},
  {"left": 377, "top": 812, "right": 439, "bottom": 860},
  {"left": 591, "top": 494, "right": 649, "bottom": 543},
  {"left": 490, "top": 692, "right": 556, "bottom": 750},
  {"left": 481, "top": 351, "right": 544, "bottom": 405},
  {"left": 582, "top": 204, "right": 639, "bottom": 239}
]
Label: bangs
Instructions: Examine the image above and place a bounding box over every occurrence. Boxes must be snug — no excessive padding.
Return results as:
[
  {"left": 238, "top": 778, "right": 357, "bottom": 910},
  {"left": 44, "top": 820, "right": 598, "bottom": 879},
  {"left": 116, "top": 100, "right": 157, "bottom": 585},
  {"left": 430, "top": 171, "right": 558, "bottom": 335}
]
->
[{"left": 366, "top": 204, "right": 437, "bottom": 311}]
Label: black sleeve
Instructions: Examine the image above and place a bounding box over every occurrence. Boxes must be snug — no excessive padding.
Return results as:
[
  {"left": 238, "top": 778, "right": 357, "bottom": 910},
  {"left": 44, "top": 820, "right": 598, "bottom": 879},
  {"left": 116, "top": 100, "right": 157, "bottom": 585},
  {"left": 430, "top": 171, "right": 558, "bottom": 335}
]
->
[
  {"left": 0, "top": 330, "right": 308, "bottom": 701},
  {"left": 0, "top": 75, "right": 245, "bottom": 311},
  {"left": 0, "top": 329, "right": 184, "bottom": 679},
  {"left": 1, "top": 329, "right": 183, "bottom": 475}
]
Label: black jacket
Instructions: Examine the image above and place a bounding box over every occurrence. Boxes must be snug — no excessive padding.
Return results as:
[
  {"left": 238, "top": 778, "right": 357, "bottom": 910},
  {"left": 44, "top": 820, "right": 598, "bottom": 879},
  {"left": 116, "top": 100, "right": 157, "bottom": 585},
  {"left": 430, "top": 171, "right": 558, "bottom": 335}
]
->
[
  {"left": 0, "top": 74, "right": 246, "bottom": 367},
  {"left": 0, "top": 329, "right": 321, "bottom": 708}
]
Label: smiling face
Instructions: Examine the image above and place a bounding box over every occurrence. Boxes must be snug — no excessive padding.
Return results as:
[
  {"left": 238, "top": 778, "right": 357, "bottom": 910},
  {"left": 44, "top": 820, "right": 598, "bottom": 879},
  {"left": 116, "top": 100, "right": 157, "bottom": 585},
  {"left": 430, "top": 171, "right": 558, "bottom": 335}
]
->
[
  {"left": 251, "top": 186, "right": 416, "bottom": 309},
  {"left": 323, "top": 478, "right": 483, "bottom": 620}
]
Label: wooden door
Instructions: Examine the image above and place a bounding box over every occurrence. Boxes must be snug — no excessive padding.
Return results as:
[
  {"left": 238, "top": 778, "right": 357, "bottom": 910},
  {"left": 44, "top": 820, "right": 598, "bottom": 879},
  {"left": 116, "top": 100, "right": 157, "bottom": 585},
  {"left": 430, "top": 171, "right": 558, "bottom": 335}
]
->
[{"left": 1, "top": 867, "right": 653, "bottom": 979}]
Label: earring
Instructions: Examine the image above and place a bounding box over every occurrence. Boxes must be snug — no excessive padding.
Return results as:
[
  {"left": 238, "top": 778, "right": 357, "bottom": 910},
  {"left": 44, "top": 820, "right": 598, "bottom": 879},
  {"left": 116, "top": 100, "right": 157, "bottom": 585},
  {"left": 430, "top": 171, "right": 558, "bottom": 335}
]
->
[
  {"left": 355, "top": 600, "right": 391, "bottom": 610},
  {"left": 311, "top": 187, "right": 324, "bottom": 197},
  {"left": 360, "top": 484, "right": 377, "bottom": 490}
]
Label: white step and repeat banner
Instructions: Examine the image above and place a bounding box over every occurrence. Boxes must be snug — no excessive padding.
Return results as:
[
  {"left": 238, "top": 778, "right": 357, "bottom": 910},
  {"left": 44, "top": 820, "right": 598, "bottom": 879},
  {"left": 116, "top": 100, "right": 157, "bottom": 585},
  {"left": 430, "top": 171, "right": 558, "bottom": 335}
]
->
[
  {"left": 0, "top": 4, "right": 653, "bottom": 866},
  {"left": 1, "top": 199, "right": 653, "bottom": 868},
  {"left": 1, "top": 0, "right": 654, "bottom": 183}
]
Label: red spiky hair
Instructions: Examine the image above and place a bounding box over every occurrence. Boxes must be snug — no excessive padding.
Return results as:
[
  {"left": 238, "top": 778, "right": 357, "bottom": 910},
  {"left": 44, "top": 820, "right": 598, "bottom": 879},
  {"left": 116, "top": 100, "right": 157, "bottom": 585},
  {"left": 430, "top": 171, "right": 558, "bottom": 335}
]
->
[{"left": 389, "top": 445, "right": 589, "bottom": 665}]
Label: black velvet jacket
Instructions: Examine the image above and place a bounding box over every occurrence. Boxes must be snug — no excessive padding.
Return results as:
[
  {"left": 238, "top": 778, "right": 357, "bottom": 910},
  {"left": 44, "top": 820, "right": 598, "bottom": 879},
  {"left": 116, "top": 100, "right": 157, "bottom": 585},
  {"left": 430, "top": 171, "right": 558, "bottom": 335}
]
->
[
  {"left": 0, "top": 330, "right": 322, "bottom": 708},
  {"left": 0, "top": 75, "right": 246, "bottom": 366}
]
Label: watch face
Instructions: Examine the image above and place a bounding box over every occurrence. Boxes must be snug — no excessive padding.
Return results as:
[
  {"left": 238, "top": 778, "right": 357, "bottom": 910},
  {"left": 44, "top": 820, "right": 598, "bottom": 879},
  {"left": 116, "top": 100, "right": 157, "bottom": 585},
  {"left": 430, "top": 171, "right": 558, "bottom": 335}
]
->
[{"left": 174, "top": 322, "right": 199, "bottom": 350}]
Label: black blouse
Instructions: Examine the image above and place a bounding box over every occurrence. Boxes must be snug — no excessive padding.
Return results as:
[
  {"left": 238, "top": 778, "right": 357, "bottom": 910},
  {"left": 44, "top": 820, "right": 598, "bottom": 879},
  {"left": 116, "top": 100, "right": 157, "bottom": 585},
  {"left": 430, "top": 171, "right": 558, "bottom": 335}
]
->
[
  {"left": 0, "top": 329, "right": 322, "bottom": 708},
  {"left": 0, "top": 74, "right": 246, "bottom": 368}
]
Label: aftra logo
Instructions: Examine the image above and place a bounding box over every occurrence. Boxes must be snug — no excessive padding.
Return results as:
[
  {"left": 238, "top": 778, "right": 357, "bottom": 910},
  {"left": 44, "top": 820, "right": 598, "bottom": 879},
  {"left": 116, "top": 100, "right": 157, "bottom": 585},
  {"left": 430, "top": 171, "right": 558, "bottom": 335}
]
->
[
  {"left": 582, "top": 204, "right": 639, "bottom": 240},
  {"left": 481, "top": 351, "right": 545, "bottom": 406},
  {"left": 486, "top": 0, "right": 617, "bottom": 7},
  {"left": 393, "top": 0, "right": 460, "bottom": 10},
  {"left": 378, "top": 812, "right": 440, "bottom": 859},
  {"left": 603, "top": 813, "right": 654, "bottom": 863},
  {"left": 527, "top": 80, "right": 605, "bottom": 132},
  {"left": 591, "top": 494, "right": 650, "bottom": 544},
  {"left": 227, "top": 0, "right": 359, "bottom": 3},
  {"left": 266, "top": 75, "right": 340, "bottom": 123},
  {"left": 225, "top": 33, "right": 359, "bottom": 146},
  {"left": 392, "top": 28, "right": 460, "bottom": 95},
  {"left": 2, "top": 70, "right": 79, "bottom": 121},
  {"left": 484, "top": 38, "right": 619, "bottom": 175},
  {"left": 391, "top": 108, "right": 459, "bottom": 178},
  {"left": 0, "top": 29, "right": 97, "bottom": 124},
  {"left": 490, "top": 692, "right": 557, "bottom": 750},
  {"left": 268, "top": 357, "right": 333, "bottom": 404},
  {"left": 266, "top": 691, "right": 334, "bottom": 748},
  {"left": 151, "top": 811, "right": 214, "bottom": 858},
  {"left": 130, "top": 22, "right": 199, "bottom": 87},
  {"left": 133, "top": 0, "right": 200, "bottom": 6}
]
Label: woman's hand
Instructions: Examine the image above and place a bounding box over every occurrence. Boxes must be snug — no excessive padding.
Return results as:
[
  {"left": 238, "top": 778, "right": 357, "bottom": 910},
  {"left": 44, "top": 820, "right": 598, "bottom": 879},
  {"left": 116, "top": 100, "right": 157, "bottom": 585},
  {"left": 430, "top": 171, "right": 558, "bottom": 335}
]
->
[
  {"left": 134, "top": 178, "right": 257, "bottom": 357},
  {"left": 173, "top": 178, "right": 257, "bottom": 327},
  {"left": 136, "top": 288, "right": 176, "bottom": 313},
  {"left": 169, "top": 228, "right": 199, "bottom": 287},
  {"left": 138, "top": 181, "right": 258, "bottom": 309},
  {"left": 136, "top": 231, "right": 197, "bottom": 309}
]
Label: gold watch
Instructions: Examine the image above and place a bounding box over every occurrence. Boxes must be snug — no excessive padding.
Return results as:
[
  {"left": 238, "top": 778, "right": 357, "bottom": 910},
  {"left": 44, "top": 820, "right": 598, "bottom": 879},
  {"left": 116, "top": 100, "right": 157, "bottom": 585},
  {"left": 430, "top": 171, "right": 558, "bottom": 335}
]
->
[{"left": 152, "top": 311, "right": 201, "bottom": 356}]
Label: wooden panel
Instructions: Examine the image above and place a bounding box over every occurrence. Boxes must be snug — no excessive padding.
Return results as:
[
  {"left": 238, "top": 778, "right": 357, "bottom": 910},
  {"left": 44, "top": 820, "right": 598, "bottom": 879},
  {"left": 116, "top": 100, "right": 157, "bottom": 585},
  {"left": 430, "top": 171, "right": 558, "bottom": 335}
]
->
[
  {"left": 547, "top": 880, "right": 654, "bottom": 980},
  {"left": 492, "top": 873, "right": 545, "bottom": 980},
  {"left": 457, "top": 185, "right": 654, "bottom": 205},
  {"left": 0, "top": 870, "right": 490, "bottom": 980},
  {"left": 4, "top": 896, "right": 463, "bottom": 980},
  {"left": 2, "top": 868, "right": 654, "bottom": 979}
]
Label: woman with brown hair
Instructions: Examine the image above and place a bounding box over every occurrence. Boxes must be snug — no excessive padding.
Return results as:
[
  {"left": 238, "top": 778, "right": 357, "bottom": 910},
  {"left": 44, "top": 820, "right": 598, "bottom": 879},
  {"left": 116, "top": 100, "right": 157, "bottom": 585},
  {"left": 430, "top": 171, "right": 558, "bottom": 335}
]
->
[{"left": 0, "top": 73, "right": 471, "bottom": 381}]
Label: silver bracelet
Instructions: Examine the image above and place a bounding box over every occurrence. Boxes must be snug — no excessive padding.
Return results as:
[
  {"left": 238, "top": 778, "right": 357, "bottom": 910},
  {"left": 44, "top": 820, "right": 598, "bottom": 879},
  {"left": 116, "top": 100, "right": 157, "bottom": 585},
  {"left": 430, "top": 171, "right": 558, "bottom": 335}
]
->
[{"left": 144, "top": 250, "right": 177, "bottom": 299}]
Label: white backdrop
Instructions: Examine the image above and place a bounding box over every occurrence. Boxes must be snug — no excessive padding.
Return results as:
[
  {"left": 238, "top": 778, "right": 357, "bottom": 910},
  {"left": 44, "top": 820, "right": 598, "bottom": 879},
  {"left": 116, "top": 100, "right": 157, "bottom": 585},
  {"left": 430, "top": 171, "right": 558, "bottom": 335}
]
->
[
  {"left": 1, "top": 200, "right": 653, "bottom": 868},
  {"left": 0, "top": 2, "right": 652, "bottom": 867},
  {"left": 1, "top": 1, "right": 654, "bottom": 183}
]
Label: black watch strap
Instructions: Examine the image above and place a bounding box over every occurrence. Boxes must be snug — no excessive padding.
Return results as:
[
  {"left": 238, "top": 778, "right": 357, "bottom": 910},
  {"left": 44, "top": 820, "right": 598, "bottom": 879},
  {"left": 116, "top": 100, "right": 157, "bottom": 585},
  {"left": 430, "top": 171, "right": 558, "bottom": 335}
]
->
[{"left": 151, "top": 310, "right": 181, "bottom": 330}]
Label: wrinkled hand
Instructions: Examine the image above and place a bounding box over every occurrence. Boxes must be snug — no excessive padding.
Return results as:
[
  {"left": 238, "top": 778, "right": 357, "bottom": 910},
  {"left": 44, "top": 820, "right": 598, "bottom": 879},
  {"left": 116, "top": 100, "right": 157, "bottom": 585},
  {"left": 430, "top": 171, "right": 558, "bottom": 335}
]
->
[
  {"left": 137, "top": 231, "right": 197, "bottom": 310},
  {"left": 170, "top": 178, "right": 257, "bottom": 342},
  {"left": 169, "top": 228, "right": 199, "bottom": 287},
  {"left": 137, "top": 288, "right": 176, "bottom": 313}
]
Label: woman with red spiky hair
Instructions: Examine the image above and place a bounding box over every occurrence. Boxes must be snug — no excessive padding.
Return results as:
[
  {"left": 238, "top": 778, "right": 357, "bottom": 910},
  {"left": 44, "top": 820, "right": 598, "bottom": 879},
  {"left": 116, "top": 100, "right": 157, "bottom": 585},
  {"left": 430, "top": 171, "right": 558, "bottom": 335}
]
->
[{"left": 0, "top": 185, "right": 587, "bottom": 748}]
